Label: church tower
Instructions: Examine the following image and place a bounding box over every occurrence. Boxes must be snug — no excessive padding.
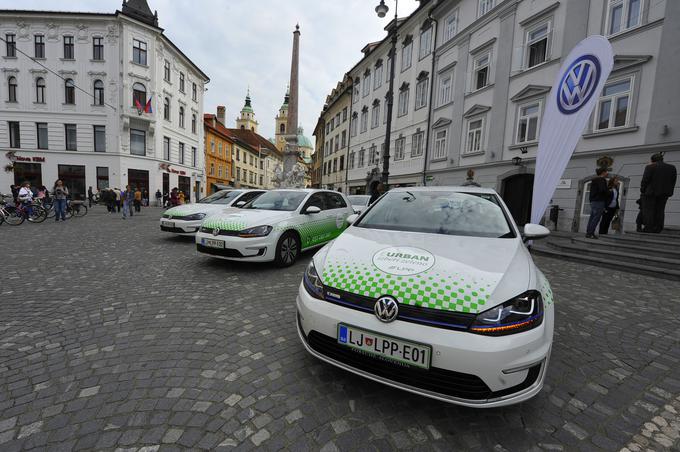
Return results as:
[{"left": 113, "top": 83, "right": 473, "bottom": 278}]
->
[
  {"left": 274, "top": 87, "right": 289, "bottom": 152},
  {"left": 236, "top": 90, "right": 259, "bottom": 133}
]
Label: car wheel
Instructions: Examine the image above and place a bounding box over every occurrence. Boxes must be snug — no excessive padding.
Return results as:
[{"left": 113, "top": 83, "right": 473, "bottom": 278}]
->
[{"left": 275, "top": 231, "right": 300, "bottom": 267}]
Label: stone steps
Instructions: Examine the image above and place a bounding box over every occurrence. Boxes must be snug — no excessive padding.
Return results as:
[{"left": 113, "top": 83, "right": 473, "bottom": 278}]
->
[{"left": 569, "top": 236, "right": 680, "bottom": 260}]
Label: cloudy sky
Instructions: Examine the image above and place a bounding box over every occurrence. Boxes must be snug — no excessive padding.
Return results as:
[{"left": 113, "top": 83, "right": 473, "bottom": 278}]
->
[{"left": 3, "top": 0, "right": 420, "bottom": 141}]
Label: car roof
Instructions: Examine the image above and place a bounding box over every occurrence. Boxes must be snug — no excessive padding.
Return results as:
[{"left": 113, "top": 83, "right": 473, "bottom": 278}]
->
[
  {"left": 388, "top": 186, "right": 499, "bottom": 195},
  {"left": 268, "top": 188, "right": 345, "bottom": 194}
]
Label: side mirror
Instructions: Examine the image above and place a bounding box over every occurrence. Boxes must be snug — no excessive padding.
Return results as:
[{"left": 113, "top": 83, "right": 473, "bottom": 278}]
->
[
  {"left": 235, "top": 201, "right": 246, "bottom": 207},
  {"left": 522, "top": 223, "right": 550, "bottom": 242},
  {"left": 304, "top": 205, "right": 321, "bottom": 214},
  {"left": 346, "top": 214, "right": 359, "bottom": 225}
]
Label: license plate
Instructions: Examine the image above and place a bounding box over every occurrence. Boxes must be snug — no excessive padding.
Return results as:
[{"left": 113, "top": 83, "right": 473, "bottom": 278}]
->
[
  {"left": 162, "top": 221, "right": 175, "bottom": 228},
  {"left": 201, "top": 238, "right": 225, "bottom": 249},
  {"left": 337, "top": 323, "right": 431, "bottom": 369}
]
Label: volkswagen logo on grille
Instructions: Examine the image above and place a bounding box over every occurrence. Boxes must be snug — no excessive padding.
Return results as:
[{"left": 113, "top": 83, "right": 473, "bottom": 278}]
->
[
  {"left": 212, "top": 228, "right": 220, "bottom": 236},
  {"left": 374, "top": 296, "right": 399, "bottom": 323},
  {"left": 557, "top": 54, "right": 601, "bottom": 115}
]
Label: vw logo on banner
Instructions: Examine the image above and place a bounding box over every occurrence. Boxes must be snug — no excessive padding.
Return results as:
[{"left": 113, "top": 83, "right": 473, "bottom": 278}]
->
[{"left": 557, "top": 54, "right": 601, "bottom": 115}]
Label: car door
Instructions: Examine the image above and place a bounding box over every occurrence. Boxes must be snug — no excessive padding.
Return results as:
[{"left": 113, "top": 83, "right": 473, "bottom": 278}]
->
[
  {"left": 298, "top": 192, "right": 331, "bottom": 249},
  {"left": 322, "top": 192, "right": 352, "bottom": 240}
]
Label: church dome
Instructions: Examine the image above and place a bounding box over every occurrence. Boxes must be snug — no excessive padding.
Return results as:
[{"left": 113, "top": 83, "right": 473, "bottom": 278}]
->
[{"left": 296, "top": 127, "right": 313, "bottom": 149}]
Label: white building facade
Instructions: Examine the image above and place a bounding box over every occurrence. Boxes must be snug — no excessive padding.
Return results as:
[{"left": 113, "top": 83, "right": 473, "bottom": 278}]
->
[
  {"left": 0, "top": 0, "right": 209, "bottom": 200},
  {"left": 320, "top": 76, "right": 352, "bottom": 191}
]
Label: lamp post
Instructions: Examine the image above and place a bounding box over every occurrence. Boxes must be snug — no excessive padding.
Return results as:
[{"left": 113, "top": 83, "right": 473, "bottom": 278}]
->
[{"left": 375, "top": 0, "right": 398, "bottom": 187}]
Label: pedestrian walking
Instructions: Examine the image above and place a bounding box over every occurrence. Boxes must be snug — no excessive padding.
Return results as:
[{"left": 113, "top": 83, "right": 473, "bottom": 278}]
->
[
  {"left": 106, "top": 188, "right": 116, "bottom": 213},
  {"left": 586, "top": 167, "right": 609, "bottom": 239},
  {"left": 599, "top": 176, "right": 620, "bottom": 235},
  {"left": 641, "top": 153, "right": 677, "bottom": 233},
  {"left": 88, "top": 186, "right": 94, "bottom": 208},
  {"left": 142, "top": 189, "right": 149, "bottom": 207},
  {"left": 155, "top": 189, "right": 162, "bottom": 207},
  {"left": 53, "top": 180, "right": 69, "bottom": 222},
  {"left": 122, "top": 185, "right": 134, "bottom": 219},
  {"left": 134, "top": 187, "right": 142, "bottom": 213},
  {"left": 170, "top": 188, "right": 179, "bottom": 206},
  {"left": 369, "top": 182, "right": 385, "bottom": 205}
]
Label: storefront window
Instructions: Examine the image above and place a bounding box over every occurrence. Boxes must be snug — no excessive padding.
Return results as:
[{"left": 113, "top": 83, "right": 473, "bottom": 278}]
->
[
  {"left": 128, "top": 169, "right": 149, "bottom": 194},
  {"left": 96, "top": 167, "right": 109, "bottom": 190},
  {"left": 13, "top": 162, "right": 42, "bottom": 188},
  {"left": 58, "top": 164, "right": 86, "bottom": 200},
  {"left": 178, "top": 175, "right": 191, "bottom": 201}
]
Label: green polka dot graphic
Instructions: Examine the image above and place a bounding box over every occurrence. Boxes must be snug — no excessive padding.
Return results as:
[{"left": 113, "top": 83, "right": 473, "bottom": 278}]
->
[{"left": 201, "top": 217, "right": 247, "bottom": 231}]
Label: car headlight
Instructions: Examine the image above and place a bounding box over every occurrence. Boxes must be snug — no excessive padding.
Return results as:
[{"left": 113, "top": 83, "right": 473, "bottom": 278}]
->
[
  {"left": 183, "top": 213, "right": 206, "bottom": 221},
  {"left": 303, "top": 260, "right": 324, "bottom": 299},
  {"left": 469, "top": 290, "right": 543, "bottom": 336},
  {"left": 238, "top": 225, "right": 272, "bottom": 238}
]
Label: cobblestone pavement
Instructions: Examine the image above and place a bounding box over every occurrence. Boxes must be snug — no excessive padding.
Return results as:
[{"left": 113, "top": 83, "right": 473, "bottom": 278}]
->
[{"left": 1, "top": 207, "right": 679, "bottom": 452}]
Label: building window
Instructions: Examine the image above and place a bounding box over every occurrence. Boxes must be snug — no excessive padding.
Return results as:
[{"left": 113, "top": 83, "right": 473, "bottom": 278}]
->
[
  {"left": 371, "top": 102, "right": 380, "bottom": 128},
  {"left": 179, "top": 142, "right": 185, "bottom": 165},
  {"left": 179, "top": 72, "right": 185, "bottom": 92},
  {"left": 363, "top": 71, "right": 371, "bottom": 97},
  {"left": 64, "top": 79, "right": 75, "bottom": 104},
  {"left": 394, "top": 137, "right": 406, "bottom": 160},
  {"left": 343, "top": 107, "right": 348, "bottom": 122},
  {"left": 36, "top": 123, "right": 48, "bottom": 149},
  {"left": 92, "top": 37, "right": 103, "bottom": 60},
  {"left": 63, "top": 35, "right": 74, "bottom": 59},
  {"left": 415, "top": 78, "right": 428, "bottom": 110},
  {"left": 353, "top": 81, "right": 360, "bottom": 103},
  {"left": 351, "top": 113, "right": 358, "bottom": 136},
  {"left": 479, "top": 0, "right": 495, "bottom": 17},
  {"left": 333, "top": 158, "right": 337, "bottom": 173},
  {"left": 401, "top": 40, "right": 413, "bottom": 71},
  {"left": 341, "top": 130, "right": 347, "bottom": 148},
  {"left": 349, "top": 151, "right": 355, "bottom": 169},
  {"left": 93, "top": 80, "right": 104, "bottom": 106},
  {"left": 359, "top": 148, "right": 365, "bottom": 167},
  {"left": 36, "top": 77, "right": 46, "bottom": 103},
  {"left": 130, "top": 129, "right": 146, "bottom": 155},
  {"left": 465, "top": 118, "right": 484, "bottom": 154},
  {"left": 360, "top": 108, "right": 368, "bottom": 133},
  {"left": 133, "top": 39, "right": 147, "bottom": 65},
  {"left": 433, "top": 129, "right": 447, "bottom": 160},
  {"left": 9, "top": 121, "right": 20, "bottom": 148},
  {"left": 369, "top": 144, "right": 378, "bottom": 165},
  {"left": 419, "top": 26, "right": 432, "bottom": 59},
  {"left": 474, "top": 53, "right": 490, "bottom": 90},
  {"left": 335, "top": 136, "right": 340, "bottom": 152},
  {"left": 210, "top": 163, "right": 215, "bottom": 176},
  {"left": 34, "top": 35, "right": 45, "bottom": 58},
  {"left": 607, "top": 0, "right": 642, "bottom": 36},
  {"left": 192, "top": 114, "right": 197, "bottom": 134},
  {"left": 335, "top": 113, "right": 341, "bottom": 127},
  {"left": 374, "top": 63, "right": 383, "bottom": 90},
  {"left": 65, "top": 124, "right": 77, "bottom": 151},
  {"left": 164, "top": 60, "right": 171, "bottom": 82},
  {"left": 438, "top": 73, "right": 452, "bottom": 106},
  {"left": 236, "top": 168, "right": 241, "bottom": 181},
  {"left": 163, "top": 136, "right": 170, "bottom": 160},
  {"left": 179, "top": 106, "right": 185, "bottom": 128},
  {"left": 210, "top": 139, "right": 215, "bottom": 154},
  {"left": 218, "top": 142, "right": 222, "bottom": 156},
  {"left": 526, "top": 22, "right": 550, "bottom": 68},
  {"left": 192, "top": 83, "right": 197, "bottom": 101},
  {"left": 412, "top": 131, "right": 424, "bottom": 157},
  {"left": 397, "top": 86, "right": 410, "bottom": 117},
  {"left": 192, "top": 147, "right": 197, "bottom": 167},
  {"left": 8, "top": 76, "right": 17, "bottom": 102},
  {"left": 96, "top": 167, "right": 109, "bottom": 190},
  {"left": 595, "top": 77, "right": 633, "bottom": 131},
  {"left": 94, "top": 125, "right": 106, "bottom": 152},
  {"left": 517, "top": 102, "right": 541, "bottom": 143},
  {"left": 443, "top": 10, "right": 459, "bottom": 42},
  {"left": 132, "top": 82, "right": 146, "bottom": 107},
  {"left": 5, "top": 34, "right": 16, "bottom": 57},
  {"left": 164, "top": 97, "right": 171, "bottom": 121}
]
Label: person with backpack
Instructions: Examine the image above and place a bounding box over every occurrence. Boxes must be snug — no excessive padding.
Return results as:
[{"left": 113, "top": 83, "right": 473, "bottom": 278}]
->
[{"left": 53, "top": 180, "right": 69, "bottom": 222}]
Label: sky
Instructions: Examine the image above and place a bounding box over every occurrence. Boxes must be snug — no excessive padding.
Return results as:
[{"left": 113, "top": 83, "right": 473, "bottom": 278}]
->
[{"left": 3, "top": 0, "right": 420, "bottom": 142}]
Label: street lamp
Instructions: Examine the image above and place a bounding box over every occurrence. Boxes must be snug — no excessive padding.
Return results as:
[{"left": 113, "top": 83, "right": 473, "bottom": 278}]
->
[{"left": 376, "top": 0, "right": 398, "bottom": 187}]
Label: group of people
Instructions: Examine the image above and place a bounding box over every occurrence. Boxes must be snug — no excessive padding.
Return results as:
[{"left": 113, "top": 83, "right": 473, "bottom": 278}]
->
[
  {"left": 98, "top": 186, "right": 145, "bottom": 219},
  {"left": 154, "top": 187, "right": 187, "bottom": 208},
  {"left": 9, "top": 180, "right": 70, "bottom": 221},
  {"left": 587, "top": 153, "right": 677, "bottom": 238}
]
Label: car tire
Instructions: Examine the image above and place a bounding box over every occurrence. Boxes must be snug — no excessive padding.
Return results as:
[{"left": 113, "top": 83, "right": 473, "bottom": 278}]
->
[{"left": 275, "top": 231, "right": 300, "bottom": 267}]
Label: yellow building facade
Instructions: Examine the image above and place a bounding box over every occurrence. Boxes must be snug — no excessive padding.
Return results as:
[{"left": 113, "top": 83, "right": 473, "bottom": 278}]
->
[{"left": 204, "top": 111, "right": 233, "bottom": 193}]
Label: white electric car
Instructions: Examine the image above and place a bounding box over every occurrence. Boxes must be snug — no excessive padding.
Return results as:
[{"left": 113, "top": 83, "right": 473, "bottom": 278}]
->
[
  {"left": 347, "top": 195, "right": 372, "bottom": 215},
  {"left": 297, "top": 186, "right": 554, "bottom": 407},
  {"left": 160, "top": 189, "right": 265, "bottom": 236},
  {"left": 195, "top": 189, "right": 354, "bottom": 266}
]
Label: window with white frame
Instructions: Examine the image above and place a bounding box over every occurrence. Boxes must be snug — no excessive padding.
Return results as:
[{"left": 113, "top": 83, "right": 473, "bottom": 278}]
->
[
  {"left": 359, "top": 148, "right": 366, "bottom": 167},
  {"left": 369, "top": 144, "right": 378, "bottom": 165},
  {"left": 394, "top": 137, "right": 406, "bottom": 160},
  {"left": 607, "top": 0, "right": 642, "bottom": 36},
  {"left": 412, "top": 131, "right": 424, "bottom": 157},
  {"left": 374, "top": 63, "right": 383, "bottom": 89},
  {"left": 516, "top": 102, "right": 541, "bottom": 143},
  {"left": 525, "top": 22, "right": 551, "bottom": 68},
  {"left": 473, "top": 53, "right": 490, "bottom": 90},
  {"left": 433, "top": 129, "right": 447, "bottom": 160},
  {"left": 351, "top": 113, "right": 358, "bottom": 136},
  {"left": 478, "top": 0, "right": 495, "bottom": 17},
  {"left": 401, "top": 39, "right": 413, "bottom": 71},
  {"left": 415, "top": 77, "right": 428, "bottom": 110},
  {"left": 595, "top": 76, "right": 633, "bottom": 131},
  {"left": 361, "top": 108, "right": 368, "bottom": 133},
  {"left": 363, "top": 71, "right": 371, "bottom": 97},
  {"left": 341, "top": 130, "right": 347, "bottom": 148},
  {"left": 353, "top": 80, "right": 360, "bottom": 103},
  {"left": 164, "top": 60, "right": 171, "bottom": 82},
  {"left": 133, "top": 39, "right": 147, "bottom": 65},
  {"left": 371, "top": 101, "right": 380, "bottom": 128},
  {"left": 465, "top": 118, "right": 484, "bottom": 154},
  {"left": 419, "top": 26, "right": 432, "bottom": 59},
  {"left": 349, "top": 151, "right": 355, "bottom": 169},
  {"left": 439, "top": 72, "right": 453, "bottom": 106},
  {"left": 443, "top": 10, "right": 459, "bottom": 42},
  {"left": 397, "top": 85, "right": 409, "bottom": 117}
]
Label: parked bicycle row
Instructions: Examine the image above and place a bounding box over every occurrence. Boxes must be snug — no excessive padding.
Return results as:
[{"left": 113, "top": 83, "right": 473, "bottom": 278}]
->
[{"left": 1, "top": 180, "right": 87, "bottom": 226}]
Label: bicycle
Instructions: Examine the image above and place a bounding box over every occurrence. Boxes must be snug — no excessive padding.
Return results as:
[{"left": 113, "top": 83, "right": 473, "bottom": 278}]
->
[
  {"left": 0, "top": 195, "right": 25, "bottom": 226},
  {"left": 15, "top": 200, "right": 48, "bottom": 223},
  {"left": 66, "top": 199, "right": 88, "bottom": 218}
]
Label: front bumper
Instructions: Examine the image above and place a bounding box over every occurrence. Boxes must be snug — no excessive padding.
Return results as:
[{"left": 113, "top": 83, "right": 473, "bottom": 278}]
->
[
  {"left": 159, "top": 218, "right": 201, "bottom": 235},
  {"left": 194, "top": 231, "right": 277, "bottom": 262},
  {"left": 296, "top": 283, "right": 552, "bottom": 407}
]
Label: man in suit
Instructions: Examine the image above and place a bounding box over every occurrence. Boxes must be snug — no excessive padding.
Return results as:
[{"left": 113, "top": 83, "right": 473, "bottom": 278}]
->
[
  {"left": 586, "top": 167, "right": 609, "bottom": 239},
  {"left": 641, "top": 153, "right": 677, "bottom": 233}
]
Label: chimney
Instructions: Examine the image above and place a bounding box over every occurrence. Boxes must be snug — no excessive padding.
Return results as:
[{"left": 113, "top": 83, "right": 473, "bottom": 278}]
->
[{"left": 217, "top": 106, "right": 226, "bottom": 125}]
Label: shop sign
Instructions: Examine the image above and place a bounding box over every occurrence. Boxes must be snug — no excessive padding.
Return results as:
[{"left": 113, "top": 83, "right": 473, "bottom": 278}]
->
[
  {"left": 5, "top": 151, "right": 45, "bottom": 163},
  {"left": 556, "top": 179, "right": 572, "bottom": 189},
  {"left": 158, "top": 162, "right": 186, "bottom": 176}
]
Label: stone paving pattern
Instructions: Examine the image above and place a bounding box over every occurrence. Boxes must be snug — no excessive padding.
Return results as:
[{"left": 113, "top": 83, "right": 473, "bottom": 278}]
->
[{"left": 1, "top": 207, "right": 679, "bottom": 451}]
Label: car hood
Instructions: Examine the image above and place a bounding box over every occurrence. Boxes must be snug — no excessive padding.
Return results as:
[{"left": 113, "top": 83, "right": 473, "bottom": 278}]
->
[
  {"left": 201, "top": 209, "right": 293, "bottom": 231},
  {"left": 317, "top": 226, "right": 531, "bottom": 314},
  {"left": 164, "top": 203, "right": 229, "bottom": 218}
]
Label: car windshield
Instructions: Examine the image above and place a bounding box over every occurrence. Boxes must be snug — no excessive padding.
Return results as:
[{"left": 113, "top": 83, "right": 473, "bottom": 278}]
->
[
  {"left": 348, "top": 195, "right": 370, "bottom": 206},
  {"left": 245, "top": 191, "right": 307, "bottom": 211},
  {"left": 355, "top": 191, "right": 515, "bottom": 238},
  {"left": 198, "top": 190, "right": 241, "bottom": 205}
]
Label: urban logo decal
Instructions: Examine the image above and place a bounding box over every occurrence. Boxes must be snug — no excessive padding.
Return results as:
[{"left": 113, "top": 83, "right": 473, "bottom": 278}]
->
[
  {"left": 557, "top": 54, "right": 601, "bottom": 115},
  {"left": 372, "top": 247, "right": 435, "bottom": 276}
]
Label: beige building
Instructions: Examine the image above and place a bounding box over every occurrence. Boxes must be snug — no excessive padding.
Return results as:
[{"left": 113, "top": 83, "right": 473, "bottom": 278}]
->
[{"left": 318, "top": 75, "right": 353, "bottom": 191}]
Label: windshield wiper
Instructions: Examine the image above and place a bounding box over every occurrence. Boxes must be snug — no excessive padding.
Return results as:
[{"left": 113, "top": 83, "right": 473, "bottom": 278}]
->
[{"left": 403, "top": 191, "right": 416, "bottom": 201}]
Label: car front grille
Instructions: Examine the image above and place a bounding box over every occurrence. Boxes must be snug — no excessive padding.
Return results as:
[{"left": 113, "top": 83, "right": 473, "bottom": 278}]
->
[
  {"left": 304, "top": 328, "right": 541, "bottom": 401},
  {"left": 161, "top": 225, "right": 192, "bottom": 233},
  {"left": 196, "top": 244, "right": 244, "bottom": 258},
  {"left": 199, "top": 227, "right": 239, "bottom": 236}
]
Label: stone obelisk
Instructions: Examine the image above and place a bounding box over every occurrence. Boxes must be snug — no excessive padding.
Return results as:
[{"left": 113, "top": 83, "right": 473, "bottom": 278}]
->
[{"left": 282, "top": 24, "right": 302, "bottom": 187}]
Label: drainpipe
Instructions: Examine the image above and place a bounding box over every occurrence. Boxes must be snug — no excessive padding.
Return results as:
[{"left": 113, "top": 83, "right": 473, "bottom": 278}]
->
[
  {"left": 422, "top": 9, "right": 438, "bottom": 186},
  {"left": 343, "top": 79, "right": 353, "bottom": 193}
]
